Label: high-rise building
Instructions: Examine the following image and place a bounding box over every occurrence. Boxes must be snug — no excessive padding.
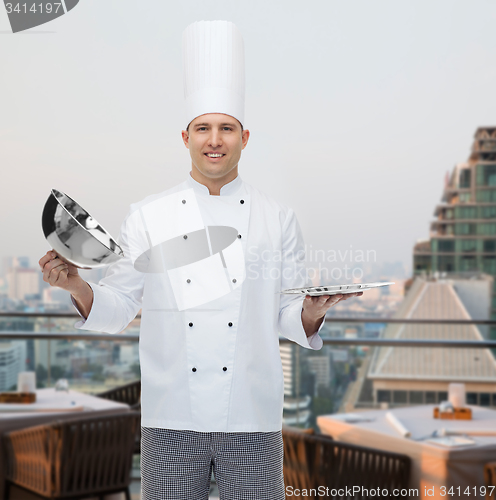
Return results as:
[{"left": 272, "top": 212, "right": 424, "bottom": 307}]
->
[
  {"left": 307, "top": 355, "right": 333, "bottom": 393},
  {"left": 42, "top": 287, "right": 73, "bottom": 310},
  {"left": 0, "top": 341, "right": 27, "bottom": 391},
  {"left": 7, "top": 267, "right": 40, "bottom": 301},
  {"left": 279, "top": 343, "right": 313, "bottom": 427},
  {"left": 1, "top": 257, "right": 14, "bottom": 279},
  {"left": 14, "top": 257, "right": 30, "bottom": 269},
  {"left": 414, "top": 127, "right": 496, "bottom": 337}
]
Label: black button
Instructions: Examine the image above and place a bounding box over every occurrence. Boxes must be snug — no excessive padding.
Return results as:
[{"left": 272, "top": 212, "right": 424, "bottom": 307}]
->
[
  {"left": 232, "top": 279, "right": 237, "bottom": 283},
  {"left": 189, "top": 322, "right": 193, "bottom": 327},
  {"left": 186, "top": 279, "right": 191, "bottom": 283},
  {"left": 228, "top": 322, "right": 233, "bottom": 327},
  {"left": 182, "top": 200, "right": 186, "bottom": 204},
  {"left": 240, "top": 200, "right": 244, "bottom": 204},
  {"left": 223, "top": 367, "right": 227, "bottom": 371},
  {"left": 237, "top": 234, "right": 241, "bottom": 239},
  {"left": 183, "top": 235, "right": 188, "bottom": 239},
  {"left": 192, "top": 367, "right": 197, "bottom": 372}
]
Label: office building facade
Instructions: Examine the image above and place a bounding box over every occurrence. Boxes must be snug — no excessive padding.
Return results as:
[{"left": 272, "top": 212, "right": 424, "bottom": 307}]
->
[{"left": 414, "top": 127, "right": 496, "bottom": 337}]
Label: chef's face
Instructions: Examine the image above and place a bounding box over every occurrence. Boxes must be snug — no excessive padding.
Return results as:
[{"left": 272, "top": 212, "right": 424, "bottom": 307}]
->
[{"left": 182, "top": 113, "right": 250, "bottom": 183}]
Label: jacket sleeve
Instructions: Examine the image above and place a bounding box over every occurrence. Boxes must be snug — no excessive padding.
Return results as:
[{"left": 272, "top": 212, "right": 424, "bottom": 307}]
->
[
  {"left": 277, "top": 209, "right": 324, "bottom": 350},
  {"left": 73, "top": 207, "right": 146, "bottom": 334}
]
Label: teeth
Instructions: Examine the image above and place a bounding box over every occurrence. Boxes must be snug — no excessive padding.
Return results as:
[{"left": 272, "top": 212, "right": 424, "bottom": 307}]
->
[{"left": 206, "top": 154, "right": 223, "bottom": 158}]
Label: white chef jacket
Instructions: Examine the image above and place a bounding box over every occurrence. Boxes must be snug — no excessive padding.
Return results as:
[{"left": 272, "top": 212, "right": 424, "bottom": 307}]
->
[{"left": 75, "top": 174, "right": 323, "bottom": 432}]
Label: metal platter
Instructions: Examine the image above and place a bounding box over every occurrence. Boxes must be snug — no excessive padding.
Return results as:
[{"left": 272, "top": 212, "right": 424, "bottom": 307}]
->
[{"left": 280, "top": 282, "right": 395, "bottom": 296}]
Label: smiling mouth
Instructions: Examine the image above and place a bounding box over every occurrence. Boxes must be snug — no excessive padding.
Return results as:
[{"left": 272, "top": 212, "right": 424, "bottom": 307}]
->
[{"left": 205, "top": 153, "right": 225, "bottom": 158}]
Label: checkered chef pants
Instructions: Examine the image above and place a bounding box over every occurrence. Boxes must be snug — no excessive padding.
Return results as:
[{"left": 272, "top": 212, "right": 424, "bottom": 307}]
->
[{"left": 140, "top": 427, "right": 285, "bottom": 500}]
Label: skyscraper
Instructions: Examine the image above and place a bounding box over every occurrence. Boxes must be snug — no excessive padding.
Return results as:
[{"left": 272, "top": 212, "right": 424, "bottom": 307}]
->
[
  {"left": 7, "top": 267, "right": 40, "bottom": 301},
  {"left": 413, "top": 127, "right": 496, "bottom": 338}
]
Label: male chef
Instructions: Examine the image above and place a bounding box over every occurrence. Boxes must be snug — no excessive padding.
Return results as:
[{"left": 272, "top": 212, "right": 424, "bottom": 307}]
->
[{"left": 39, "top": 20, "right": 361, "bottom": 500}]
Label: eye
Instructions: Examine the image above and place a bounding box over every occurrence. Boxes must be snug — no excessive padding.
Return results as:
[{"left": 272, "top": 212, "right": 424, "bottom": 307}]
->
[
  {"left": 223, "top": 127, "right": 233, "bottom": 131},
  {"left": 198, "top": 127, "right": 207, "bottom": 131}
]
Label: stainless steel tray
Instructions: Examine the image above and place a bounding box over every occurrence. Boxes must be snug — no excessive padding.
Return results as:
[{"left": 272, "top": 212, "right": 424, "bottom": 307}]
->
[{"left": 280, "top": 282, "right": 394, "bottom": 296}]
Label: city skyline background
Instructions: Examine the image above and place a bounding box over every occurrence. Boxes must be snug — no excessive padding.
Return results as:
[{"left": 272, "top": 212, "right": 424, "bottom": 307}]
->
[{"left": 1, "top": 0, "right": 496, "bottom": 279}]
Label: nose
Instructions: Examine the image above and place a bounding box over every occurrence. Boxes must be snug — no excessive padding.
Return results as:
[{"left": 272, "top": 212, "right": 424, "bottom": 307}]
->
[{"left": 208, "top": 129, "right": 222, "bottom": 148}]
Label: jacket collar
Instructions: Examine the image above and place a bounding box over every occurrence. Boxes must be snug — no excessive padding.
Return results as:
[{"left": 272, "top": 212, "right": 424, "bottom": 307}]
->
[{"left": 186, "top": 172, "right": 243, "bottom": 197}]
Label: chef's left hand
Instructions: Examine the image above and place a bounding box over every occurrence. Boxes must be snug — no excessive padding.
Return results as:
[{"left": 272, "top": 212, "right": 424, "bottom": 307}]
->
[
  {"left": 301, "top": 292, "right": 363, "bottom": 337},
  {"left": 304, "top": 292, "right": 363, "bottom": 318}
]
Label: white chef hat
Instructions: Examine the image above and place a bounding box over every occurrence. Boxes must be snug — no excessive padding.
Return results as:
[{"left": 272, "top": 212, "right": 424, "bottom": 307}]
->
[{"left": 183, "top": 20, "right": 245, "bottom": 128}]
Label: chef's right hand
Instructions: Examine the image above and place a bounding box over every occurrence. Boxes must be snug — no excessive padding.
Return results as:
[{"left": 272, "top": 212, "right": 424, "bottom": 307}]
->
[{"left": 39, "top": 251, "right": 82, "bottom": 293}]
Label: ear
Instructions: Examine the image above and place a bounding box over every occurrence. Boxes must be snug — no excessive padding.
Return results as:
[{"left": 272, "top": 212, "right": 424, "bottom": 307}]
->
[
  {"left": 181, "top": 130, "right": 189, "bottom": 149},
  {"left": 241, "top": 129, "right": 250, "bottom": 150}
]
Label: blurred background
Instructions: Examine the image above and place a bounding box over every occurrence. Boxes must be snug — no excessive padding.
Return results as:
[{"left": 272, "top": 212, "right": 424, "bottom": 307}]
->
[
  {"left": 1, "top": 2, "right": 496, "bottom": 498},
  {"left": 1, "top": 0, "right": 496, "bottom": 285},
  {"left": 1, "top": 0, "right": 496, "bottom": 420}
]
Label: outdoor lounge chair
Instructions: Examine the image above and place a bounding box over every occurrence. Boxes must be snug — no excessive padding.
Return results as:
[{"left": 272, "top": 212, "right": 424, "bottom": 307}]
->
[
  {"left": 282, "top": 427, "right": 411, "bottom": 499},
  {"left": 96, "top": 380, "right": 141, "bottom": 411},
  {"left": 96, "top": 380, "right": 141, "bottom": 455},
  {"left": 3, "top": 411, "right": 140, "bottom": 500},
  {"left": 485, "top": 462, "right": 496, "bottom": 500}
]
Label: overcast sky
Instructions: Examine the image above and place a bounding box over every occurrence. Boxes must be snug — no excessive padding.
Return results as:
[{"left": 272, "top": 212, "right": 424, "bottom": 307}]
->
[{"left": 1, "top": 0, "right": 496, "bottom": 280}]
